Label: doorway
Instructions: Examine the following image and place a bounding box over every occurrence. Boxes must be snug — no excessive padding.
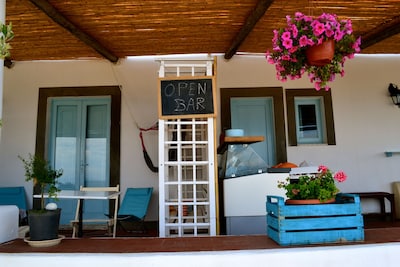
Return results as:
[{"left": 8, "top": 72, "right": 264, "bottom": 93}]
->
[
  {"left": 48, "top": 97, "right": 111, "bottom": 224},
  {"left": 35, "top": 86, "right": 121, "bottom": 225},
  {"left": 220, "top": 87, "right": 287, "bottom": 165},
  {"left": 230, "top": 97, "right": 276, "bottom": 166}
]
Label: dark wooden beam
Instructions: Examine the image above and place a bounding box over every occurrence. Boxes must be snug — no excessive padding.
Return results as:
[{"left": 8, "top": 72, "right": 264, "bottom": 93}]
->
[
  {"left": 29, "top": 0, "right": 119, "bottom": 63},
  {"left": 224, "top": 0, "right": 274, "bottom": 59},
  {"left": 361, "top": 16, "right": 400, "bottom": 49}
]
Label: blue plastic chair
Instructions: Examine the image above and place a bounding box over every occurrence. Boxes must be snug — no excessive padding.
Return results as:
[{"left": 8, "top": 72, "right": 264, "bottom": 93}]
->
[
  {"left": 0, "top": 187, "right": 28, "bottom": 225},
  {"left": 0, "top": 186, "right": 28, "bottom": 211},
  {"left": 116, "top": 187, "right": 153, "bottom": 233}
]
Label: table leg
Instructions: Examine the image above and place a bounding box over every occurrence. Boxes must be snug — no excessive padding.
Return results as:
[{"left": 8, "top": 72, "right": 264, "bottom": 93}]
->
[
  {"left": 388, "top": 194, "right": 396, "bottom": 222},
  {"left": 78, "top": 199, "right": 83, "bottom": 237}
]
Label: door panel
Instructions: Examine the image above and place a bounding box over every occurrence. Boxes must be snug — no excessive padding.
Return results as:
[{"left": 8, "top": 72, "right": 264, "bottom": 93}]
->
[
  {"left": 49, "top": 97, "right": 111, "bottom": 225},
  {"left": 230, "top": 97, "right": 276, "bottom": 167}
]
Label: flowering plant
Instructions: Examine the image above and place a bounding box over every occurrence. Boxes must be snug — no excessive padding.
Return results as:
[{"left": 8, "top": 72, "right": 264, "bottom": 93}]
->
[
  {"left": 266, "top": 12, "right": 361, "bottom": 91},
  {"left": 278, "top": 165, "right": 347, "bottom": 202}
]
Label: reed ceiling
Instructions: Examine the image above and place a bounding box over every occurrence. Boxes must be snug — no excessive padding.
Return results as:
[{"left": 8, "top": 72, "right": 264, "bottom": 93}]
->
[{"left": 5, "top": 0, "right": 400, "bottom": 63}]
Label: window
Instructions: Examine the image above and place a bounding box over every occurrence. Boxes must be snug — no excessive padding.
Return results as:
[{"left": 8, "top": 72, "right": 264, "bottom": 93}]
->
[
  {"left": 286, "top": 89, "right": 335, "bottom": 146},
  {"left": 295, "top": 97, "right": 324, "bottom": 144}
]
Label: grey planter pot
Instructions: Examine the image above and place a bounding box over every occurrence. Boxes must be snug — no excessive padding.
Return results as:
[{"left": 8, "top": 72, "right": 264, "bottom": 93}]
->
[{"left": 28, "top": 208, "right": 61, "bottom": 241}]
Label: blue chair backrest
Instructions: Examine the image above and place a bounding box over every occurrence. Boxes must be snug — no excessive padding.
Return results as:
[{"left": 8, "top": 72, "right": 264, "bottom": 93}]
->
[
  {"left": 118, "top": 187, "right": 153, "bottom": 219},
  {"left": 0, "top": 186, "right": 28, "bottom": 210}
]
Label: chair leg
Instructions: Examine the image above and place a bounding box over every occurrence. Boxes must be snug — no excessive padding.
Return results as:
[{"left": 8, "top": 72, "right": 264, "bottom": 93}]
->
[{"left": 72, "top": 222, "right": 77, "bottom": 238}]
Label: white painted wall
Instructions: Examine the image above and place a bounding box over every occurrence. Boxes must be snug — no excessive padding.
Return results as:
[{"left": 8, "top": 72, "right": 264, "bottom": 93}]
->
[
  {"left": 1, "top": 54, "right": 400, "bottom": 219},
  {"left": 2, "top": 242, "right": 400, "bottom": 267}
]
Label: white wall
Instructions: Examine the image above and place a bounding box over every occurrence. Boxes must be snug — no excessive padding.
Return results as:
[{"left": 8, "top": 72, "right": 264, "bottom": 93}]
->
[
  {"left": 1, "top": 54, "right": 400, "bottom": 218},
  {"left": 2, "top": 243, "right": 400, "bottom": 267},
  {"left": 216, "top": 54, "right": 400, "bottom": 213}
]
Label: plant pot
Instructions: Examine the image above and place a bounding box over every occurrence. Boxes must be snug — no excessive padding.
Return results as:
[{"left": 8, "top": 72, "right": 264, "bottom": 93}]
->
[
  {"left": 285, "top": 198, "right": 336, "bottom": 205},
  {"left": 28, "top": 208, "right": 61, "bottom": 241},
  {"left": 306, "top": 39, "right": 335, "bottom": 66}
]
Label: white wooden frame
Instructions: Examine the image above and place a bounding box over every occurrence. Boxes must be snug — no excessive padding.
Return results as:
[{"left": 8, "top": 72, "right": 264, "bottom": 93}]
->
[{"left": 158, "top": 59, "right": 216, "bottom": 237}]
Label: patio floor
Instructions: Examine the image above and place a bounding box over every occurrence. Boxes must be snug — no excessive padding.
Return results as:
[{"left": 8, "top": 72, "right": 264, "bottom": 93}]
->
[{"left": 1, "top": 217, "right": 400, "bottom": 253}]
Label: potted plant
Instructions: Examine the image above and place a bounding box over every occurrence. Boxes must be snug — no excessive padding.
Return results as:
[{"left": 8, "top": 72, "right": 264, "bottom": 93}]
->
[
  {"left": 278, "top": 165, "right": 347, "bottom": 203},
  {"left": 0, "top": 22, "right": 14, "bottom": 127},
  {"left": 19, "top": 154, "right": 63, "bottom": 241},
  {"left": 0, "top": 21, "right": 14, "bottom": 59},
  {"left": 266, "top": 12, "right": 361, "bottom": 91}
]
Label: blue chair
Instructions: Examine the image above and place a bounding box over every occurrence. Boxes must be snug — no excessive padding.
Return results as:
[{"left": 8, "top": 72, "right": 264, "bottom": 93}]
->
[
  {"left": 0, "top": 187, "right": 28, "bottom": 225},
  {"left": 115, "top": 187, "right": 153, "bottom": 233}
]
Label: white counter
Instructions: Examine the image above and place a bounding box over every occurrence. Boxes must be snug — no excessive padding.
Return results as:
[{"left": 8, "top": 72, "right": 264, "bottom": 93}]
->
[
  {"left": 223, "top": 172, "right": 287, "bottom": 217},
  {"left": 223, "top": 172, "right": 287, "bottom": 235}
]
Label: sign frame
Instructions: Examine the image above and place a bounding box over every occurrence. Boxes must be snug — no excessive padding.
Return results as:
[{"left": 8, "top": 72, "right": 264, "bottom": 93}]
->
[{"left": 158, "top": 76, "right": 216, "bottom": 119}]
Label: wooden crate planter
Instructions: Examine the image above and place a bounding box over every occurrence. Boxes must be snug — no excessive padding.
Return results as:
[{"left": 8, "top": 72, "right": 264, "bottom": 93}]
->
[{"left": 266, "top": 193, "right": 364, "bottom": 246}]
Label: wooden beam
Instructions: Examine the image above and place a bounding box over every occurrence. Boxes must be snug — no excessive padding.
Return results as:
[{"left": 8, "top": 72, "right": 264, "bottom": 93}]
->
[
  {"left": 29, "top": 0, "right": 119, "bottom": 63},
  {"left": 224, "top": 0, "right": 274, "bottom": 59},
  {"left": 361, "top": 16, "right": 400, "bottom": 49}
]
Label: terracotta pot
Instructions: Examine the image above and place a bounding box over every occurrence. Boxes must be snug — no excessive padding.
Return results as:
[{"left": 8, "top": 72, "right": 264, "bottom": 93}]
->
[
  {"left": 285, "top": 198, "right": 336, "bottom": 205},
  {"left": 306, "top": 39, "right": 335, "bottom": 66}
]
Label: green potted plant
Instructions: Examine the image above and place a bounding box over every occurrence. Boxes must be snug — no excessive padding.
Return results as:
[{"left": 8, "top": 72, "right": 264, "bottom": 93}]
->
[
  {"left": 0, "top": 21, "right": 14, "bottom": 59},
  {"left": 19, "top": 154, "right": 63, "bottom": 242},
  {"left": 266, "top": 12, "right": 361, "bottom": 91},
  {"left": 278, "top": 165, "right": 347, "bottom": 203},
  {"left": 0, "top": 22, "right": 14, "bottom": 127}
]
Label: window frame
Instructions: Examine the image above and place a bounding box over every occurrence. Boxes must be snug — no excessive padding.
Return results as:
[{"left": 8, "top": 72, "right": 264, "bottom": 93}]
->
[
  {"left": 295, "top": 96, "right": 325, "bottom": 144},
  {"left": 286, "top": 89, "right": 335, "bottom": 146}
]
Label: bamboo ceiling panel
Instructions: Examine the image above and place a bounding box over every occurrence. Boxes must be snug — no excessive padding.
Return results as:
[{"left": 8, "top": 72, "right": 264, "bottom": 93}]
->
[{"left": 5, "top": 0, "right": 400, "bottom": 62}]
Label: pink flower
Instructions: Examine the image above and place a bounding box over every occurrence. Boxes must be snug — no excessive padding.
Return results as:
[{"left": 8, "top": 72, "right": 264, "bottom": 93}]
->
[
  {"left": 318, "top": 165, "right": 328, "bottom": 173},
  {"left": 334, "top": 171, "right": 347, "bottom": 182},
  {"left": 281, "top": 31, "right": 291, "bottom": 40},
  {"left": 325, "top": 28, "right": 334, "bottom": 38},
  {"left": 313, "top": 22, "right": 325, "bottom": 36},
  {"left": 334, "top": 30, "right": 344, "bottom": 41},
  {"left": 291, "top": 24, "right": 299, "bottom": 38},
  {"left": 282, "top": 38, "right": 293, "bottom": 49},
  {"left": 299, "top": 35, "right": 309, "bottom": 47}
]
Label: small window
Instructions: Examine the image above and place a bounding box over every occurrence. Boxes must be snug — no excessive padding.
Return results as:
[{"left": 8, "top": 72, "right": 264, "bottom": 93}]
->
[
  {"left": 286, "top": 89, "right": 335, "bottom": 146},
  {"left": 295, "top": 97, "right": 324, "bottom": 144}
]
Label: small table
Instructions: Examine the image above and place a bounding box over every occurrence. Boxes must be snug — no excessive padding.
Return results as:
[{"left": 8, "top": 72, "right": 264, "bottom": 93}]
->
[
  {"left": 34, "top": 190, "right": 120, "bottom": 237},
  {"left": 348, "top": 192, "right": 396, "bottom": 222}
]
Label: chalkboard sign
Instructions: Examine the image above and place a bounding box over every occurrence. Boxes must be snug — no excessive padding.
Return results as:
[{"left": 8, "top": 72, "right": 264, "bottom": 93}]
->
[{"left": 158, "top": 77, "right": 216, "bottom": 118}]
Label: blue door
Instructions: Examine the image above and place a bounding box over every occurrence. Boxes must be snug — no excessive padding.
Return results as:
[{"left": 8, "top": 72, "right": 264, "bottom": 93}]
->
[
  {"left": 230, "top": 97, "right": 276, "bottom": 167},
  {"left": 48, "top": 97, "right": 111, "bottom": 225}
]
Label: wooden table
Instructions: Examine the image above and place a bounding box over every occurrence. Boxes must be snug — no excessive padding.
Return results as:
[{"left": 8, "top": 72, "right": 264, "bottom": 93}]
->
[
  {"left": 348, "top": 192, "right": 396, "bottom": 222},
  {"left": 34, "top": 190, "right": 120, "bottom": 237}
]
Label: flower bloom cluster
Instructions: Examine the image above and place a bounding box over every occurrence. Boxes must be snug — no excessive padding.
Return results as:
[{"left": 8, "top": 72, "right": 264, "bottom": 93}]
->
[
  {"left": 319, "top": 164, "right": 347, "bottom": 183},
  {"left": 278, "top": 164, "right": 347, "bottom": 201},
  {"left": 266, "top": 12, "right": 361, "bottom": 91}
]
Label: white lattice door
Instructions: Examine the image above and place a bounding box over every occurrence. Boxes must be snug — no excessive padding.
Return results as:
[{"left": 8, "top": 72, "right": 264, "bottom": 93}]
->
[{"left": 158, "top": 59, "right": 216, "bottom": 237}]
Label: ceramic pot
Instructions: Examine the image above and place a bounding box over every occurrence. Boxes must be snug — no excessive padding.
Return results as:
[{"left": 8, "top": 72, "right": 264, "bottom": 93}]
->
[
  {"left": 285, "top": 198, "right": 336, "bottom": 205},
  {"left": 306, "top": 39, "right": 335, "bottom": 66},
  {"left": 28, "top": 208, "right": 61, "bottom": 241}
]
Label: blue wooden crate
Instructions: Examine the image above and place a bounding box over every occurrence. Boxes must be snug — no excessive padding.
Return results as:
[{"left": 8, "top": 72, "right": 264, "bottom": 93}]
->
[{"left": 266, "top": 193, "right": 364, "bottom": 246}]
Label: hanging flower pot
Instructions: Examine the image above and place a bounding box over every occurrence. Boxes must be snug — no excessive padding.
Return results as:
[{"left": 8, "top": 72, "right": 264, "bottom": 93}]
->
[
  {"left": 266, "top": 12, "right": 361, "bottom": 91},
  {"left": 306, "top": 39, "right": 335, "bottom": 67}
]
